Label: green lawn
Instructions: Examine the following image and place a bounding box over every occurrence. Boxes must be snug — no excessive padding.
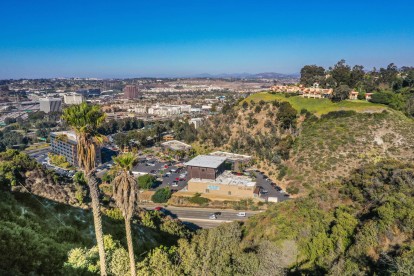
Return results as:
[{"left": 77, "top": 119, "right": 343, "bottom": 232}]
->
[{"left": 244, "top": 92, "right": 387, "bottom": 115}]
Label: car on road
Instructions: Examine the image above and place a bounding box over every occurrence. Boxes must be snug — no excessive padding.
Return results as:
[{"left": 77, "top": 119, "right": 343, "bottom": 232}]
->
[
  {"left": 154, "top": 206, "right": 163, "bottom": 211},
  {"left": 214, "top": 212, "right": 222, "bottom": 216},
  {"left": 209, "top": 214, "right": 217, "bottom": 220},
  {"left": 236, "top": 212, "right": 246, "bottom": 217},
  {"left": 261, "top": 189, "right": 268, "bottom": 194},
  {"left": 171, "top": 181, "right": 178, "bottom": 187}
]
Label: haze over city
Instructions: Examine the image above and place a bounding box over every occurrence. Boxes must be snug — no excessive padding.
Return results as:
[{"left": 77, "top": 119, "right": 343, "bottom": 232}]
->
[
  {"left": 1, "top": 1, "right": 414, "bottom": 275},
  {"left": 1, "top": 0, "right": 414, "bottom": 78}
]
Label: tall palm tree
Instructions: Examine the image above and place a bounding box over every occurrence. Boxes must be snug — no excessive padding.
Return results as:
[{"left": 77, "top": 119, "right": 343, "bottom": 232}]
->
[
  {"left": 111, "top": 153, "right": 139, "bottom": 276},
  {"left": 62, "top": 103, "right": 108, "bottom": 276}
]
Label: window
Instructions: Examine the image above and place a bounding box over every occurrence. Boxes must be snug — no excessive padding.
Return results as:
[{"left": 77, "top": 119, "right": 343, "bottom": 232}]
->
[
  {"left": 228, "top": 191, "right": 231, "bottom": 195},
  {"left": 205, "top": 189, "right": 209, "bottom": 193}
]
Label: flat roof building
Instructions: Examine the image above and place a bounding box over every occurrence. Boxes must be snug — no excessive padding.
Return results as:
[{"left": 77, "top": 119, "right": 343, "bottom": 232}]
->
[
  {"left": 161, "top": 140, "right": 192, "bottom": 152},
  {"left": 39, "top": 97, "right": 62, "bottom": 113},
  {"left": 187, "top": 171, "right": 257, "bottom": 199},
  {"left": 64, "top": 94, "right": 84, "bottom": 105}
]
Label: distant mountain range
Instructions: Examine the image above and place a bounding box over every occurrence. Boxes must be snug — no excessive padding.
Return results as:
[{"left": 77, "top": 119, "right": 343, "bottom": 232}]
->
[{"left": 186, "top": 72, "right": 300, "bottom": 79}]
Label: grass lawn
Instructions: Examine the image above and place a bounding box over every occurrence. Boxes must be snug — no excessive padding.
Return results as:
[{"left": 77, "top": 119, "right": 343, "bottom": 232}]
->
[{"left": 244, "top": 92, "right": 387, "bottom": 115}]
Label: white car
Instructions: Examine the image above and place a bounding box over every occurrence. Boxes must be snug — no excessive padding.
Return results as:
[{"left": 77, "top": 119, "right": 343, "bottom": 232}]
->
[
  {"left": 209, "top": 214, "right": 217, "bottom": 220},
  {"left": 236, "top": 212, "right": 246, "bottom": 217}
]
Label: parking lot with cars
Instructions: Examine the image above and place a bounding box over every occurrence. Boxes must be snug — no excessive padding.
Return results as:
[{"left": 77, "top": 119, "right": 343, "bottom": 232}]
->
[
  {"left": 252, "top": 170, "right": 290, "bottom": 202},
  {"left": 132, "top": 157, "right": 189, "bottom": 192}
]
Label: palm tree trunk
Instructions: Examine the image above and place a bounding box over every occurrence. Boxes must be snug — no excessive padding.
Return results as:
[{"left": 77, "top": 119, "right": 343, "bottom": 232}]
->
[
  {"left": 87, "top": 174, "right": 108, "bottom": 276},
  {"left": 125, "top": 217, "right": 136, "bottom": 276}
]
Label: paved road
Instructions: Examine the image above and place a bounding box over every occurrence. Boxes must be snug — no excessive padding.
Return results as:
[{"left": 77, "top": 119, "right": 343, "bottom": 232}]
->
[{"left": 142, "top": 205, "right": 260, "bottom": 229}]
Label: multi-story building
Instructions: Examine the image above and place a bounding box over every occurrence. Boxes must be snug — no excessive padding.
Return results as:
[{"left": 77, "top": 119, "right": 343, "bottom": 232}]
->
[
  {"left": 39, "top": 97, "right": 62, "bottom": 113},
  {"left": 124, "top": 85, "right": 140, "bottom": 99},
  {"left": 64, "top": 94, "right": 84, "bottom": 105},
  {"left": 50, "top": 131, "right": 101, "bottom": 167}
]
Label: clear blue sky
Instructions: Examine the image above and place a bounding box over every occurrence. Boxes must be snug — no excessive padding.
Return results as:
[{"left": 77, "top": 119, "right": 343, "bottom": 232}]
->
[{"left": 1, "top": 0, "right": 413, "bottom": 79}]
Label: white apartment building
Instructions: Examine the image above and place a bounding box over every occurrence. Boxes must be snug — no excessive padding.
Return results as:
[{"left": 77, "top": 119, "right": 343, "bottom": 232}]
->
[
  {"left": 64, "top": 94, "right": 84, "bottom": 105},
  {"left": 39, "top": 97, "right": 62, "bottom": 113}
]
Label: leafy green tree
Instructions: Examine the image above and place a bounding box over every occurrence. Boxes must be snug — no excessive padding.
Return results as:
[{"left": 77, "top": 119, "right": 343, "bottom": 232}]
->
[
  {"left": 333, "top": 84, "right": 352, "bottom": 101},
  {"left": 300, "top": 65, "right": 326, "bottom": 87},
  {"left": 330, "top": 59, "right": 351, "bottom": 86},
  {"left": 62, "top": 103, "right": 108, "bottom": 276}
]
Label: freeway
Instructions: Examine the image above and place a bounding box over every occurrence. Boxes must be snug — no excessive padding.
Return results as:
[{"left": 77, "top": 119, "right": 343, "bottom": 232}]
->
[{"left": 142, "top": 205, "right": 261, "bottom": 229}]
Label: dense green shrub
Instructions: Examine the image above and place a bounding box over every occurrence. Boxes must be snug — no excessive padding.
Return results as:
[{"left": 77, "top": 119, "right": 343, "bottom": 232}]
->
[{"left": 152, "top": 187, "right": 172, "bottom": 203}]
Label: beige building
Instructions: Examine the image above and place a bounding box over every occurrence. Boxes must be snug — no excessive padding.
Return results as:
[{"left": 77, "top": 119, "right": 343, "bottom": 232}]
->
[{"left": 187, "top": 171, "right": 256, "bottom": 199}]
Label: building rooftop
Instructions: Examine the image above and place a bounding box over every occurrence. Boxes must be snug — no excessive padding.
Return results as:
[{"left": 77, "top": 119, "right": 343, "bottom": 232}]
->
[
  {"left": 184, "top": 155, "right": 227, "bottom": 169},
  {"left": 190, "top": 171, "right": 256, "bottom": 187},
  {"left": 50, "top": 131, "right": 77, "bottom": 143},
  {"left": 161, "top": 140, "right": 192, "bottom": 151},
  {"left": 209, "top": 151, "right": 252, "bottom": 162}
]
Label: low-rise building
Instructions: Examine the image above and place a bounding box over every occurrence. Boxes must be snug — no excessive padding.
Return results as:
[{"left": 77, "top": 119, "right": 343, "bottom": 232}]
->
[
  {"left": 187, "top": 171, "right": 256, "bottom": 198},
  {"left": 161, "top": 140, "right": 192, "bottom": 152}
]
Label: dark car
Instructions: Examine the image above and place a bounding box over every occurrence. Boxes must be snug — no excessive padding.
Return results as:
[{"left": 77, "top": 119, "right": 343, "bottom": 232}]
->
[
  {"left": 275, "top": 186, "right": 282, "bottom": 191},
  {"left": 214, "top": 212, "right": 222, "bottom": 216}
]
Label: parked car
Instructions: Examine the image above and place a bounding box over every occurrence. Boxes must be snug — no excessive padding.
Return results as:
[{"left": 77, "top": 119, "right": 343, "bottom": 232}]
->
[
  {"left": 236, "top": 212, "right": 246, "bottom": 217},
  {"left": 261, "top": 189, "right": 268, "bottom": 194},
  {"left": 154, "top": 206, "right": 163, "bottom": 211},
  {"left": 172, "top": 181, "right": 178, "bottom": 187}
]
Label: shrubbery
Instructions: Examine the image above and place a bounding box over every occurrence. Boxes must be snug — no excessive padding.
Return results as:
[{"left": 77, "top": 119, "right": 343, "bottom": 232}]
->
[{"left": 152, "top": 187, "right": 172, "bottom": 203}]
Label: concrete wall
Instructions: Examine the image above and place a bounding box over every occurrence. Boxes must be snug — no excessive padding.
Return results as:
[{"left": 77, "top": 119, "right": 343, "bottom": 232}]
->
[{"left": 187, "top": 180, "right": 255, "bottom": 198}]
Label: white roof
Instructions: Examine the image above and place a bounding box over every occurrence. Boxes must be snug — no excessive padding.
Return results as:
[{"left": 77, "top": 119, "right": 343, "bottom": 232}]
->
[{"left": 184, "top": 155, "right": 226, "bottom": 169}]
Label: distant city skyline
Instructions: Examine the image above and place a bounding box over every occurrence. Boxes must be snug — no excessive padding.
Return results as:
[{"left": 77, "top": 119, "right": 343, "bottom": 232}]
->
[{"left": 1, "top": 0, "right": 413, "bottom": 79}]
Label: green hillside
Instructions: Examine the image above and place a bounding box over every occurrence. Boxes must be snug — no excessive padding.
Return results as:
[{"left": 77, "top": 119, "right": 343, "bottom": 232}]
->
[{"left": 244, "top": 92, "right": 387, "bottom": 115}]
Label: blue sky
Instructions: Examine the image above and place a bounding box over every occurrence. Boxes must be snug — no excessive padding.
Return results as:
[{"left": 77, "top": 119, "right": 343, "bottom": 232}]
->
[{"left": 1, "top": 0, "right": 413, "bottom": 78}]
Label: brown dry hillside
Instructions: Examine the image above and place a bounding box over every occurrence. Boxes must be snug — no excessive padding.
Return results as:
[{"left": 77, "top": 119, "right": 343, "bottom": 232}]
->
[{"left": 195, "top": 98, "right": 414, "bottom": 195}]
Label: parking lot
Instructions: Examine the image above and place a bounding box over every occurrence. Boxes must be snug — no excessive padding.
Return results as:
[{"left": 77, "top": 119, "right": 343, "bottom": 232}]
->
[
  {"left": 252, "top": 171, "right": 290, "bottom": 202},
  {"left": 132, "top": 157, "right": 189, "bottom": 192}
]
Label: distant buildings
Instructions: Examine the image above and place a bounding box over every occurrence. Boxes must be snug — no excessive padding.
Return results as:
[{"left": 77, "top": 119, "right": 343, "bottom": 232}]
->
[
  {"left": 124, "top": 85, "right": 140, "bottom": 99},
  {"left": 270, "top": 83, "right": 367, "bottom": 100},
  {"left": 76, "top": 88, "right": 101, "bottom": 98},
  {"left": 63, "top": 94, "right": 84, "bottom": 105},
  {"left": 50, "top": 131, "right": 101, "bottom": 167},
  {"left": 147, "top": 104, "right": 191, "bottom": 116},
  {"left": 39, "top": 97, "right": 62, "bottom": 113}
]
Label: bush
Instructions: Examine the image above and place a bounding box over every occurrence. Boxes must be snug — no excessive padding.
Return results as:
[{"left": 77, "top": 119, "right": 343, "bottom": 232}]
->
[
  {"left": 188, "top": 193, "right": 210, "bottom": 206},
  {"left": 152, "top": 187, "right": 172, "bottom": 203},
  {"left": 138, "top": 174, "right": 156, "bottom": 190}
]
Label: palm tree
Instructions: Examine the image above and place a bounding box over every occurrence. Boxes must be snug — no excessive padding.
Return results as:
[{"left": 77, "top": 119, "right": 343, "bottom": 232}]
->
[
  {"left": 111, "top": 153, "right": 139, "bottom": 276},
  {"left": 62, "top": 103, "right": 108, "bottom": 276}
]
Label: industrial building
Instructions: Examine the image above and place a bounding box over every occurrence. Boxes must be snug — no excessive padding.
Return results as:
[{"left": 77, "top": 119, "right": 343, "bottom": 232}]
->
[
  {"left": 39, "top": 97, "right": 62, "bottom": 113},
  {"left": 50, "top": 131, "right": 101, "bottom": 167}
]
